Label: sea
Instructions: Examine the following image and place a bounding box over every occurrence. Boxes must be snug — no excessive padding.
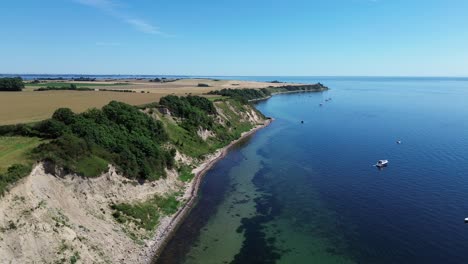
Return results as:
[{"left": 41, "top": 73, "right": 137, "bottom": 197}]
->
[
  {"left": 156, "top": 76, "right": 468, "bottom": 264},
  {"left": 5, "top": 74, "right": 468, "bottom": 263}
]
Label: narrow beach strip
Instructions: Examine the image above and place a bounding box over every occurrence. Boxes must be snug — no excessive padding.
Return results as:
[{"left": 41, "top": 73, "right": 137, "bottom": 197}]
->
[{"left": 147, "top": 118, "right": 273, "bottom": 263}]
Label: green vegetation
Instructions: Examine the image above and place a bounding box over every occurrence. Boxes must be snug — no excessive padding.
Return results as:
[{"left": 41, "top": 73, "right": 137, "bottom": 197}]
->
[
  {"left": 0, "top": 101, "right": 174, "bottom": 180},
  {"left": 269, "top": 83, "right": 328, "bottom": 93},
  {"left": 0, "top": 164, "right": 31, "bottom": 196},
  {"left": 0, "top": 91, "right": 266, "bottom": 195},
  {"left": 34, "top": 84, "right": 94, "bottom": 92},
  {"left": 70, "top": 251, "right": 80, "bottom": 264},
  {"left": 161, "top": 115, "right": 213, "bottom": 158},
  {"left": 75, "top": 155, "right": 109, "bottom": 178},
  {"left": 197, "top": 83, "right": 210, "bottom": 87},
  {"left": 160, "top": 95, "right": 217, "bottom": 131},
  {"left": 72, "top": 77, "right": 96, "bottom": 81},
  {"left": 208, "top": 83, "right": 328, "bottom": 101},
  {"left": 0, "top": 136, "right": 43, "bottom": 196},
  {"left": 178, "top": 165, "right": 194, "bottom": 182},
  {"left": 158, "top": 96, "right": 257, "bottom": 158},
  {"left": 111, "top": 194, "right": 180, "bottom": 231},
  {"left": 208, "top": 88, "right": 271, "bottom": 102},
  {"left": 26, "top": 82, "right": 128, "bottom": 87},
  {"left": 30, "top": 102, "right": 175, "bottom": 180},
  {"left": 35, "top": 86, "right": 136, "bottom": 93},
  {"left": 0, "top": 77, "right": 24, "bottom": 91},
  {"left": 0, "top": 136, "right": 42, "bottom": 173}
]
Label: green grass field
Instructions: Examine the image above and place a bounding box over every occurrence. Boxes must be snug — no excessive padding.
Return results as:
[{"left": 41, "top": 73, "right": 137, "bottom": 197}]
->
[
  {"left": 25, "top": 82, "right": 129, "bottom": 87},
  {"left": 0, "top": 136, "right": 43, "bottom": 173}
]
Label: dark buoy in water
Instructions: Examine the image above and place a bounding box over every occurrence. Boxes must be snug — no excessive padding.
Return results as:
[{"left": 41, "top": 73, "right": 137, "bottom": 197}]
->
[{"left": 301, "top": 120, "right": 304, "bottom": 124}]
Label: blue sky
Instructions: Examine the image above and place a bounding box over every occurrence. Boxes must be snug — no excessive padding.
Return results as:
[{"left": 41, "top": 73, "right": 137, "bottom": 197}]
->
[{"left": 1, "top": 0, "right": 467, "bottom": 76}]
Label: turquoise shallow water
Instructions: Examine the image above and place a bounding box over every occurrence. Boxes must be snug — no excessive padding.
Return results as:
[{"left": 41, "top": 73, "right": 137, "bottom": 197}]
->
[{"left": 157, "top": 77, "right": 468, "bottom": 264}]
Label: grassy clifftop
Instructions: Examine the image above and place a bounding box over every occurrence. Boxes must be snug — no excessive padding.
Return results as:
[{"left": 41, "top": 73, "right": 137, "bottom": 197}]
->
[
  {"left": 0, "top": 94, "right": 266, "bottom": 196},
  {"left": 0, "top": 82, "right": 327, "bottom": 196}
]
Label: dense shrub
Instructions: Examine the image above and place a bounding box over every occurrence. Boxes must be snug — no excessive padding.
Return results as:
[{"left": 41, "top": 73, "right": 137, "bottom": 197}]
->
[
  {"left": 0, "top": 164, "right": 32, "bottom": 196},
  {"left": 34, "top": 84, "right": 94, "bottom": 91},
  {"left": 159, "top": 95, "right": 216, "bottom": 131},
  {"left": 110, "top": 194, "right": 180, "bottom": 230},
  {"left": 208, "top": 83, "right": 328, "bottom": 101},
  {"left": 32, "top": 101, "right": 174, "bottom": 180},
  {"left": 72, "top": 77, "right": 96, "bottom": 81},
  {"left": 0, "top": 77, "right": 24, "bottom": 91},
  {"left": 208, "top": 88, "right": 271, "bottom": 102}
]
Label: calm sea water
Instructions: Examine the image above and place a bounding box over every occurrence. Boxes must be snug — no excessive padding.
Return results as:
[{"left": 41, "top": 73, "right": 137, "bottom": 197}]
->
[{"left": 155, "top": 77, "right": 468, "bottom": 264}]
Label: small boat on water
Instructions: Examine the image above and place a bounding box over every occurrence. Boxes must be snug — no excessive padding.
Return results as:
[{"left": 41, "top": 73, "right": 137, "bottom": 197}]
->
[
  {"left": 397, "top": 140, "right": 402, "bottom": 144},
  {"left": 464, "top": 218, "right": 468, "bottom": 223},
  {"left": 376, "top": 160, "right": 389, "bottom": 168}
]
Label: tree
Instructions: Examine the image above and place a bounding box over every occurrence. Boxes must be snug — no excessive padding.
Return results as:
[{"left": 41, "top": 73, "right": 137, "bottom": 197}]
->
[
  {"left": 0, "top": 77, "right": 24, "bottom": 91},
  {"left": 52, "top": 108, "right": 76, "bottom": 125}
]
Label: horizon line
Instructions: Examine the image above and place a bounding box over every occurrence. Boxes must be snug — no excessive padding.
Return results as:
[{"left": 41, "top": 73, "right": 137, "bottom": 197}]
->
[{"left": 1, "top": 73, "right": 468, "bottom": 79}]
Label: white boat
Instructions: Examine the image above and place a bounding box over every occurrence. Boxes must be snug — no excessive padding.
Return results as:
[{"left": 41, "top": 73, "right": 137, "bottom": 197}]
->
[
  {"left": 465, "top": 217, "right": 468, "bottom": 223},
  {"left": 376, "top": 160, "right": 389, "bottom": 167}
]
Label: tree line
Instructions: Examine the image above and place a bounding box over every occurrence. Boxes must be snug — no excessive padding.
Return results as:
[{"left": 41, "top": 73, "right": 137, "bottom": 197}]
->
[
  {"left": 208, "top": 88, "right": 271, "bottom": 102},
  {"left": 0, "top": 77, "right": 24, "bottom": 91},
  {"left": 208, "top": 83, "right": 328, "bottom": 101}
]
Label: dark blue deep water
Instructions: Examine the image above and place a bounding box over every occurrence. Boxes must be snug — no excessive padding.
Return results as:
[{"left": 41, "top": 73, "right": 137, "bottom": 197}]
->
[{"left": 157, "top": 77, "right": 468, "bottom": 263}]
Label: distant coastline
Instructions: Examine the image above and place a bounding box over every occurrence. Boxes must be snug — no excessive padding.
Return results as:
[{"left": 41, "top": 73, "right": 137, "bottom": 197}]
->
[{"left": 3, "top": 74, "right": 468, "bottom": 82}]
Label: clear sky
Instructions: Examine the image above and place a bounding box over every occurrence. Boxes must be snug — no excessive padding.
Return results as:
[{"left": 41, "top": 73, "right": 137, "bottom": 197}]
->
[{"left": 1, "top": 0, "right": 468, "bottom": 76}]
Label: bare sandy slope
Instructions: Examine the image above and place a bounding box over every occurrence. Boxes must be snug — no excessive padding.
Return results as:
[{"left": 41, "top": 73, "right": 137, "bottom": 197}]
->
[{"left": 0, "top": 164, "right": 183, "bottom": 264}]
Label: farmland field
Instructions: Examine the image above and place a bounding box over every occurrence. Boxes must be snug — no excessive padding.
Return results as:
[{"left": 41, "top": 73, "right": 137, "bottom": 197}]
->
[
  {"left": 0, "top": 79, "right": 295, "bottom": 125},
  {"left": 0, "top": 91, "right": 160, "bottom": 125}
]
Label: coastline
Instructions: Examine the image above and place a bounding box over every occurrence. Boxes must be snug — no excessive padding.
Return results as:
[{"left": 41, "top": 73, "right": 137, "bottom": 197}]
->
[{"left": 147, "top": 118, "right": 273, "bottom": 263}]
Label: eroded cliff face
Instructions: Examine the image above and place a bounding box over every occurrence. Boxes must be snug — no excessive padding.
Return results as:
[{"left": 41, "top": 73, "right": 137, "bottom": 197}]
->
[
  {"left": 0, "top": 101, "right": 266, "bottom": 264},
  {"left": 0, "top": 164, "right": 184, "bottom": 263}
]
